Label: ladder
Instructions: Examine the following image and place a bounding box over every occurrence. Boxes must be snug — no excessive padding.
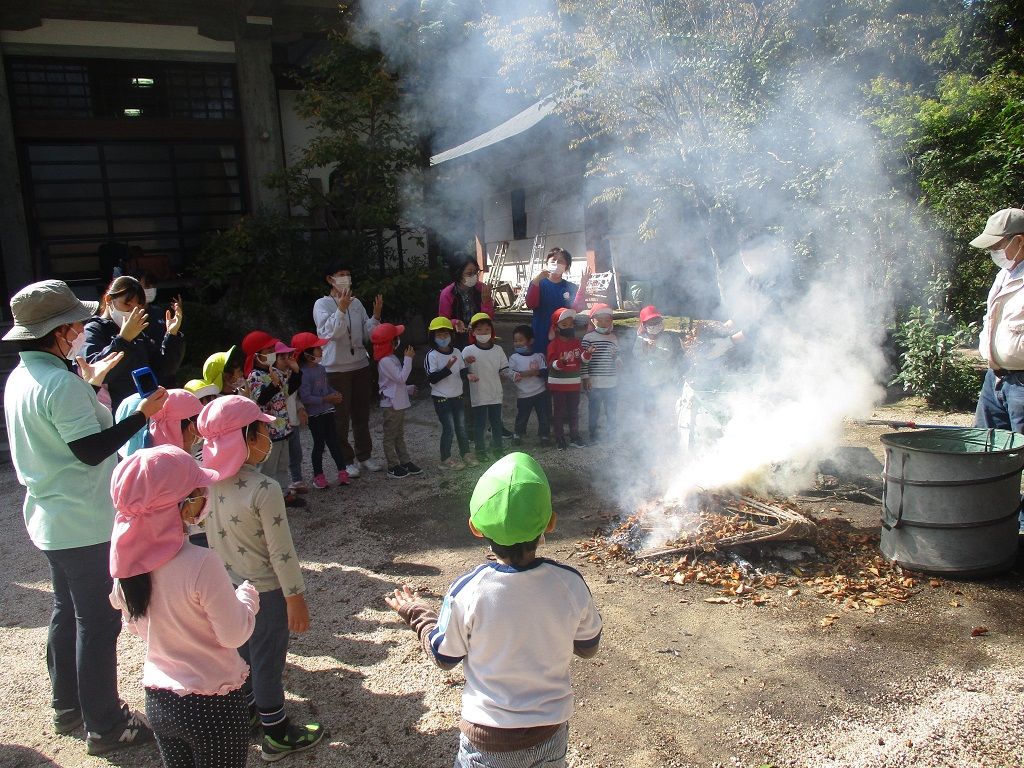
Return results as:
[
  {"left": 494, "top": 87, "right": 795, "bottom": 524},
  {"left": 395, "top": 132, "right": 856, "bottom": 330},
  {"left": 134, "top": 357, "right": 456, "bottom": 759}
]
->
[
  {"left": 511, "top": 216, "right": 548, "bottom": 310},
  {"left": 487, "top": 241, "right": 509, "bottom": 287}
]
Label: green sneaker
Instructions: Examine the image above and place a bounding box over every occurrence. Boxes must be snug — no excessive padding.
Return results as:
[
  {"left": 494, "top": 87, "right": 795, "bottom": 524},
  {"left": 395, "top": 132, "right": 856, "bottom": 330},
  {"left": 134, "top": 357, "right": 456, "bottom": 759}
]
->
[{"left": 261, "top": 722, "right": 325, "bottom": 762}]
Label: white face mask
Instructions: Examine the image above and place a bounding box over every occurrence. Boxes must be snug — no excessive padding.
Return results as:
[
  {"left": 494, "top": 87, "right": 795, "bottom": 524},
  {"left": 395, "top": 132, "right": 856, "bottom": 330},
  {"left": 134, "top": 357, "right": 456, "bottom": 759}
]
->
[
  {"left": 463, "top": 274, "right": 479, "bottom": 288},
  {"left": 64, "top": 328, "right": 86, "bottom": 360},
  {"left": 991, "top": 248, "right": 1015, "bottom": 270},
  {"left": 143, "top": 288, "right": 157, "bottom": 304},
  {"left": 332, "top": 275, "right": 352, "bottom": 290},
  {"left": 109, "top": 306, "right": 131, "bottom": 327},
  {"left": 594, "top": 324, "right": 612, "bottom": 335},
  {"left": 257, "top": 352, "right": 277, "bottom": 367},
  {"left": 475, "top": 332, "right": 492, "bottom": 344},
  {"left": 547, "top": 261, "right": 564, "bottom": 276}
]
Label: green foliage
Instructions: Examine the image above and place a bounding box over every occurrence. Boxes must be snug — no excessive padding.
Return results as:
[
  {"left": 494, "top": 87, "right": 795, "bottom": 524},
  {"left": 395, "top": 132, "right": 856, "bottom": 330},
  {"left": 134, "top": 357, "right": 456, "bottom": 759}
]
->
[
  {"left": 358, "top": 263, "right": 449, "bottom": 324},
  {"left": 892, "top": 303, "right": 980, "bottom": 409}
]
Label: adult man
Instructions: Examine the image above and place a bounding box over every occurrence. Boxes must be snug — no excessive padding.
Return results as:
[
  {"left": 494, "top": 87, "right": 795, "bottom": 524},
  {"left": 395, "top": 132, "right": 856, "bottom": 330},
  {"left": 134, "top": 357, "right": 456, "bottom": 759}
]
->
[
  {"left": 3, "top": 280, "right": 166, "bottom": 755},
  {"left": 313, "top": 263, "right": 385, "bottom": 477},
  {"left": 970, "top": 208, "right": 1024, "bottom": 431}
]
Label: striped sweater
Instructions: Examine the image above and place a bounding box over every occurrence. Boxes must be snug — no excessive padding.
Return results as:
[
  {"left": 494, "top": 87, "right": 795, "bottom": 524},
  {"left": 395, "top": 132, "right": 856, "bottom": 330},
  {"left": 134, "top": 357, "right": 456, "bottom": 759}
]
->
[
  {"left": 546, "top": 337, "right": 591, "bottom": 392},
  {"left": 580, "top": 332, "right": 619, "bottom": 389}
]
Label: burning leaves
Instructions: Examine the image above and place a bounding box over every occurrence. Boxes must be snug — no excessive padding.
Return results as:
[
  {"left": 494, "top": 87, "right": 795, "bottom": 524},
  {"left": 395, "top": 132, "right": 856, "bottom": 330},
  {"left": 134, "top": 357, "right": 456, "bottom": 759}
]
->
[{"left": 579, "top": 494, "right": 932, "bottom": 625}]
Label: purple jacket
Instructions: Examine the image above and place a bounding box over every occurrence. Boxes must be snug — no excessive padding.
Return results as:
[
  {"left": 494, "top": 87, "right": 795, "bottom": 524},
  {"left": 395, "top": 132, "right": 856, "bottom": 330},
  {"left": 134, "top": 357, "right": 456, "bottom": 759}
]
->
[{"left": 297, "top": 361, "right": 338, "bottom": 418}]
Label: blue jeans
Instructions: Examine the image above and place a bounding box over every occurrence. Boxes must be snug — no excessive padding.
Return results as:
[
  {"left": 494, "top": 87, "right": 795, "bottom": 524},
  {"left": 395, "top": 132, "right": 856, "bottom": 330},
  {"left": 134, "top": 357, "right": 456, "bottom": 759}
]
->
[
  {"left": 586, "top": 387, "right": 617, "bottom": 436},
  {"left": 974, "top": 369, "right": 1024, "bottom": 432},
  {"left": 239, "top": 588, "right": 290, "bottom": 714},
  {"left": 42, "top": 542, "right": 124, "bottom": 734},
  {"left": 514, "top": 391, "right": 550, "bottom": 439},
  {"left": 455, "top": 722, "right": 568, "bottom": 768},
  {"left": 473, "top": 404, "right": 504, "bottom": 458},
  {"left": 434, "top": 395, "right": 471, "bottom": 460}
]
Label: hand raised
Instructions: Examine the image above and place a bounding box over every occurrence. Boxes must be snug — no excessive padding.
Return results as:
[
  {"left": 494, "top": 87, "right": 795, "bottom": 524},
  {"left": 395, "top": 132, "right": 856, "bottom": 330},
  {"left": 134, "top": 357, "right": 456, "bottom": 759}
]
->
[
  {"left": 119, "top": 306, "right": 148, "bottom": 341},
  {"left": 165, "top": 296, "right": 183, "bottom": 335},
  {"left": 373, "top": 293, "right": 384, "bottom": 319},
  {"left": 137, "top": 387, "right": 168, "bottom": 418},
  {"left": 76, "top": 351, "right": 124, "bottom": 387}
]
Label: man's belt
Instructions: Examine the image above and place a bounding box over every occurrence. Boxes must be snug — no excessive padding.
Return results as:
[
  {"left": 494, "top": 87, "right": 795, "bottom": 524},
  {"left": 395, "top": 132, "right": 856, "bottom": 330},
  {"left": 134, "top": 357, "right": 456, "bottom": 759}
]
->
[{"left": 992, "top": 368, "right": 1024, "bottom": 377}]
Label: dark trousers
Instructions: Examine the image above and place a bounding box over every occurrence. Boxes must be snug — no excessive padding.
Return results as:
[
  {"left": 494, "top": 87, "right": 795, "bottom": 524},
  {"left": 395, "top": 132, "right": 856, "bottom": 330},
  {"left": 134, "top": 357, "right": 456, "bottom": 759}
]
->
[
  {"left": 286, "top": 429, "right": 303, "bottom": 483},
  {"left": 308, "top": 412, "right": 345, "bottom": 475},
  {"left": 327, "top": 366, "right": 373, "bottom": 464},
  {"left": 146, "top": 686, "right": 248, "bottom": 768},
  {"left": 473, "top": 404, "right": 504, "bottom": 458},
  {"left": 551, "top": 390, "right": 581, "bottom": 440},
  {"left": 42, "top": 542, "right": 123, "bottom": 735},
  {"left": 515, "top": 391, "right": 550, "bottom": 439},
  {"left": 587, "top": 387, "right": 618, "bottom": 436},
  {"left": 239, "top": 588, "right": 289, "bottom": 715},
  {"left": 433, "top": 395, "right": 471, "bottom": 460}
]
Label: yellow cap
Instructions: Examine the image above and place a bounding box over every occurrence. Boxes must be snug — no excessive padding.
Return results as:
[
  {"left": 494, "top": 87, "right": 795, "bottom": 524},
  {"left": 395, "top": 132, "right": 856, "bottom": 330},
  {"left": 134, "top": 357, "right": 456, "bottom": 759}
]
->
[
  {"left": 470, "top": 312, "right": 492, "bottom": 327},
  {"left": 428, "top": 316, "right": 455, "bottom": 332}
]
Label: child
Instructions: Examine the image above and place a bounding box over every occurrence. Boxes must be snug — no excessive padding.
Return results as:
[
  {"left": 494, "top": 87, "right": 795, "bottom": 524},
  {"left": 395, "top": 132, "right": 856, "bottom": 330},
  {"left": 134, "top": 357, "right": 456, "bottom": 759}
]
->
[
  {"left": 293, "top": 331, "right": 351, "bottom": 489},
  {"left": 424, "top": 317, "right": 477, "bottom": 470},
  {"left": 184, "top": 378, "right": 220, "bottom": 405},
  {"left": 632, "top": 305, "right": 681, "bottom": 417},
  {"left": 547, "top": 308, "right": 590, "bottom": 450},
  {"left": 198, "top": 396, "right": 325, "bottom": 761},
  {"left": 507, "top": 324, "right": 550, "bottom": 446},
  {"left": 109, "top": 445, "right": 258, "bottom": 768},
  {"left": 581, "top": 304, "right": 620, "bottom": 443},
  {"left": 273, "top": 341, "right": 309, "bottom": 496},
  {"left": 371, "top": 323, "right": 420, "bottom": 479},
  {"left": 463, "top": 313, "right": 511, "bottom": 462},
  {"left": 242, "top": 331, "right": 305, "bottom": 508},
  {"left": 203, "top": 345, "right": 248, "bottom": 398},
  {"left": 386, "top": 452, "right": 602, "bottom": 768}
]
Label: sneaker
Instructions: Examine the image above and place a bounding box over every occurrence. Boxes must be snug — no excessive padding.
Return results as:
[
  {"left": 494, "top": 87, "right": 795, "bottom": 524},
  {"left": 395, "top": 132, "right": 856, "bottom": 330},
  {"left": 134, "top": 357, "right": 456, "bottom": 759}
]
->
[
  {"left": 284, "top": 493, "right": 307, "bottom": 508},
  {"left": 402, "top": 462, "right": 423, "bottom": 475},
  {"left": 86, "top": 706, "right": 154, "bottom": 756},
  {"left": 288, "top": 481, "right": 309, "bottom": 494},
  {"left": 312, "top": 474, "right": 329, "bottom": 490},
  {"left": 387, "top": 465, "right": 409, "bottom": 479},
  {"left": 511, "top": 435, "right": 523, "bottom": 447},
  {"left": 261, "top": 722, "right": 326, "bottom": 762},
  {"left": 462, "top": 453, "right": 479, "bottom": 468},
  {"left": 337, "top": 470, "right": 352, "bottom": 486},
  {"left": 441, "top": 457, "right": 465, "bottom": 471},
  {"left": 556, "top": 438, "right": 567, "bottom": 450},
  {"left": 361, "top": 457, "right": 385, "bottom": 472},
  {"left": 345, "top": 462, "right": 362, "bottom": 479},
  {"left": 54, "top": 707, "right": 83, "bottom": 735},
  {"left": 569, "top": 436, "right": 587, "bottom": 448},
  {"left": 501, "top": 427, "right": 514, "bottom": 439}
]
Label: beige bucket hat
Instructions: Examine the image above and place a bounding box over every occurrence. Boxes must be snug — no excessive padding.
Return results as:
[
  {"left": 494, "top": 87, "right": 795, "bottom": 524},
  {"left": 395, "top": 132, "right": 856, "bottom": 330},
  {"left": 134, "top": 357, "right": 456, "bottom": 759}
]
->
[{"left": 3, "top": 280, "right": 99, "bottom": 341}]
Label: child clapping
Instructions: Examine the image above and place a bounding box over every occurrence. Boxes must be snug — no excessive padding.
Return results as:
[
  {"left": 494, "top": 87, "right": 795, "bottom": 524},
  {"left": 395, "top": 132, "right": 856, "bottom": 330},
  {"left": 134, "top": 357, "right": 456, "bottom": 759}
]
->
[
  {"left": 463, "top": 313, "right": 511, "bottom": 462},
  {"left": 371, "top": 323, "right": 420, "bottom": 479}
]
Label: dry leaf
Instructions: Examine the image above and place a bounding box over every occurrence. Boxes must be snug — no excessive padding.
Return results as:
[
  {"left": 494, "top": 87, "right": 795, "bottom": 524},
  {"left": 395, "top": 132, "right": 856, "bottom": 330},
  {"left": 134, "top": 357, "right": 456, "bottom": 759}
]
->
[
  {"left": 787, "top": 588, "right": 800, "bottom": 597},
  {"left": 671, "top": 572, "right": 687, "bottom": 585},
  {"left": 704, "top": 597, "right": 732, "bottom": 604},
  {"left": 970, "top": 626, "right": 989, "bottom": 637},
  {"left": 929, "top": 579, "right": 942, "bottom": 588},
  {"left": 820, "top": 614, "right": 839, "bottom": 628},
  {"left": 949, "top": 599, "right": 961, "bottom": 608},
  {"left": 864, "top": 597, "right": 892, "bottom": 608}
]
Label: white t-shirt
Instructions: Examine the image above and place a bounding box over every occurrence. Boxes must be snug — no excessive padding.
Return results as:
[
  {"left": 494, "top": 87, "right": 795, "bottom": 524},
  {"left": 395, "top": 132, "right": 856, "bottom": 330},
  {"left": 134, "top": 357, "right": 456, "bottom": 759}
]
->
[
  {"left": 462, "top": 344, "right": 509, "bottom": 406},
  {"left": 508, "top": 352, "right": 547, "bottom": 398},
  {"left": 424, "top": 348, "right": 466, "bottom": 399},
  {"left": 429, "top": 559, "right": 603, "bottom": 728}
]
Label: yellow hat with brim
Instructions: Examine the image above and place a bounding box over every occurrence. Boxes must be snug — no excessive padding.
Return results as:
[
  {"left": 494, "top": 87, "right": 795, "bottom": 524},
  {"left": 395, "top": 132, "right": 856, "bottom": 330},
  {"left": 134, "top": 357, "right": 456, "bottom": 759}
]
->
[
  {"left": 202, "top": 345, "right": 238, "bottom": 392},
  {"left": 469, "top": 312, "right": 492, "bottom": 327},
  {"left": 429, "top": 316, "right": 455, "bottom": 332},
  {"left": 184, "top": 379, "right": 220, "bottom": 400}
]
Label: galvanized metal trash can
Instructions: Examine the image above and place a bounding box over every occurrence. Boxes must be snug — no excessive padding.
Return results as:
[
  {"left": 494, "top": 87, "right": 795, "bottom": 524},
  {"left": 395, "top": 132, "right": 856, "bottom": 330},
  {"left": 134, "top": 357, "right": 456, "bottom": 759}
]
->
[{"left": 880, "top": 428, "right": 1024, "bottom": 576}]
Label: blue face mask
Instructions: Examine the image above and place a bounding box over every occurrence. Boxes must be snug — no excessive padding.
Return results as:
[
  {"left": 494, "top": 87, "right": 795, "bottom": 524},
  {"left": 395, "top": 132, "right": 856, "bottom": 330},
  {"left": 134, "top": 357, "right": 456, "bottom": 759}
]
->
[
  {"left": 434, "top": 336, "right": 451, "bottom": 349},
  {"left": 514, "top": 346, "right": 530, "bottom": 355}
]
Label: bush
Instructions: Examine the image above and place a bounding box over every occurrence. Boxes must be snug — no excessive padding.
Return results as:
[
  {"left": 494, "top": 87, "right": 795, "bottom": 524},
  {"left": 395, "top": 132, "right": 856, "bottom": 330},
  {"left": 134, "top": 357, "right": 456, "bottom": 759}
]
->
[{"left": 892, "top": 304, "right": 980, "bottom": 409}]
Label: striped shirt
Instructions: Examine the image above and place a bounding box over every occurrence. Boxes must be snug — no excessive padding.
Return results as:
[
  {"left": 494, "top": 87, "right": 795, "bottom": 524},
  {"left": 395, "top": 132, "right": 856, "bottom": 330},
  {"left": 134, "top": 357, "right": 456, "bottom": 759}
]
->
[{"left": 580, "top": 332, "right": 619, "bottom": 389}]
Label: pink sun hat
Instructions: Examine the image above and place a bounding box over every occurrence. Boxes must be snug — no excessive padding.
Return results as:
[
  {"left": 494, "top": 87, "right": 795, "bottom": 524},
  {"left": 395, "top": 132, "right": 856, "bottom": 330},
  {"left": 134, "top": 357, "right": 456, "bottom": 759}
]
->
[
  {"left": 274, "top": 341, "right": 295, "bottom": 355},
  {"left": 109, "top": 445, "right": 219, "bottom": 579},
  {"left": 148, "top": 389, "right": 203, "bottom": 449},
  {"left": 197, "top": 395, "right": 275, "bottom": 481}
]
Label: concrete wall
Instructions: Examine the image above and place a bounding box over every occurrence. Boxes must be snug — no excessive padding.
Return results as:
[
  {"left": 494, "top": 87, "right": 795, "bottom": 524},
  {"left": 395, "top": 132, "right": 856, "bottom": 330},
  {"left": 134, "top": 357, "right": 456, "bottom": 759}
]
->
[{"left": 0, "top": 19, "right": 235, "bottom": 58}]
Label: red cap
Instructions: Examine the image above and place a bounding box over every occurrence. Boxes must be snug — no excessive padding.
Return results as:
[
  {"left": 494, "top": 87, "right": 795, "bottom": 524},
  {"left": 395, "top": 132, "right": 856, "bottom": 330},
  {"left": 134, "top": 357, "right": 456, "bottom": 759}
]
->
[
  {"left": 241, "top": 330, "right": 279, "bottom": 375},
  {"left": 291, "top": 331, "right": 328, "bottom": 356},
  {"left": 639, "top": 305, "right": 662, "bottom": 324},
  {"left": 371, "top": 323, "right": 406, "bottom": 361}
]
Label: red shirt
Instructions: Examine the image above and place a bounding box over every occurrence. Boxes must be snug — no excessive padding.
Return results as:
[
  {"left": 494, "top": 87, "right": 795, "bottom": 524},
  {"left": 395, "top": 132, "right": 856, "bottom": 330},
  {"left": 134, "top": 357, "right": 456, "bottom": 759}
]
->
[{"left": 546, "top": 337, "right": 591, "bottom": 392}]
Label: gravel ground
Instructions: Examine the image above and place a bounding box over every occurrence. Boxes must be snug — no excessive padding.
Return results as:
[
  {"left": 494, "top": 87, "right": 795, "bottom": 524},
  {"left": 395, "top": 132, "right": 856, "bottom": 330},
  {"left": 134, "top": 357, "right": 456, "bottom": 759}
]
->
[{"left": 1, "top": 388, "right": 1022, "bottom": 768}]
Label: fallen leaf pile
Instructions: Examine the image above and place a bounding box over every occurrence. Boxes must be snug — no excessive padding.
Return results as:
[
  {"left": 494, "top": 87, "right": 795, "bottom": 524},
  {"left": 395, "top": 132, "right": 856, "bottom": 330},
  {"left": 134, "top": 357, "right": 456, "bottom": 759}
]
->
[{"left": 578, "top": 498, "right": 930, "bottom": 622}]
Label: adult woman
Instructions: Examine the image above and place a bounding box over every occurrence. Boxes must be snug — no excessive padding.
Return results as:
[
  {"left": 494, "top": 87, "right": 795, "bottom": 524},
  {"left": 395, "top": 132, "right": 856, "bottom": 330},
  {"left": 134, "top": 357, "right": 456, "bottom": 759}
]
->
[
  {"left": 525, "top": 247, "right": 588, "bottom": 354},
  {"left": 83, "top": 275, "right": 185, "bottom": 411},
  {"left": 3, "top": 279, "right": 167, "bottom": 757},
  {"left": 109, "top": 445, "right": 258, "bottom": 768},
  {"left": 438, "top": 257, "right": 494, "bottom": 348}
]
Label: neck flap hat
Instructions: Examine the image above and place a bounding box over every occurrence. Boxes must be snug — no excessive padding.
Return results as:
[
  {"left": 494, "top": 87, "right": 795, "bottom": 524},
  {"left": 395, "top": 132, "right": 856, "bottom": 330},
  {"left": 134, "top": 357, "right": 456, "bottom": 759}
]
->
[
  {"left": 370, "top": 322, "right": 405, "bottom": 362},
  {"left": 203, "top": 345, "right": 238, "bottom": 392},
  {"left": 197, "top": 395, "right": 275, "bottom": 481},
  {"left": 470, "top": 452, "right": 552, "bottom": 546},
  {"left": 149, "top": 389, "right": 203, "bottom": 449},
  {"left": 241, "top": 330, "right": 279, "bottom": 376},
  {"left": 586, "top": 303, "right": 612, "bottom": 332},
  {"left": 109, "top": 445, "right": 219, "bottom": 578},
  {"left": 291, "top": 331, "right": 328, "bottom": 357}
]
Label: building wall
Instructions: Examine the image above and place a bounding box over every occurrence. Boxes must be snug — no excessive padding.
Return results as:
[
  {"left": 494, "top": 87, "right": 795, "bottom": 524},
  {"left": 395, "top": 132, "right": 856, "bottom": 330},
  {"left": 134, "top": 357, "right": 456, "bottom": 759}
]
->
[{"left": 0, "top": 19, "right": 235, "bottom": 57}]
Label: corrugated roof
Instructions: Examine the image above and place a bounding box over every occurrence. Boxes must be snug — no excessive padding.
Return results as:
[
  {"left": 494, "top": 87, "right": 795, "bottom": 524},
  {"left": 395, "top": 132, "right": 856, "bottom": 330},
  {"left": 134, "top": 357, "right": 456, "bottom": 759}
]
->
[{"left": 429, "top": 97, "right": 556, "bottom": 166}]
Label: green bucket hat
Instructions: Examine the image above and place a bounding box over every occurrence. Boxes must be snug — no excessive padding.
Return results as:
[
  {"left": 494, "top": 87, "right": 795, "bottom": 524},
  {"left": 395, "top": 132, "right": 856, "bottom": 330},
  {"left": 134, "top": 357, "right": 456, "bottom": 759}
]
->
[
  {"left": 470, "top": 453, "right": 552, "bottom": 546},
  {"left": 202, "top": 345, "right": 239, "bottom": 392}
]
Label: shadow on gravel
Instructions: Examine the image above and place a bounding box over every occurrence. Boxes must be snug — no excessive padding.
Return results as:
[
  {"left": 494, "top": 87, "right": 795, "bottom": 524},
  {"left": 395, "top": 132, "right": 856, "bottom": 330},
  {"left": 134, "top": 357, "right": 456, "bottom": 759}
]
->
[
  {"left": 0, "top": 745, "right": 61, "bottom": 767},
  {"left": 2, "top": 582, "right": 54, "bottom": 629}
]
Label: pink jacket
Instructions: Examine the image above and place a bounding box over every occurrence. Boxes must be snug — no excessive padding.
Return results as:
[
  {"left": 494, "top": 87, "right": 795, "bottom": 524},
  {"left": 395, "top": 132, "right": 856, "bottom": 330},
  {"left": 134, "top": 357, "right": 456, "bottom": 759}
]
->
[
  {"left": 438, "top": 282, "right": 495, "bottom": 323},
  {"left": 111, "top": 541, "right": 259, "bottom": 696}
]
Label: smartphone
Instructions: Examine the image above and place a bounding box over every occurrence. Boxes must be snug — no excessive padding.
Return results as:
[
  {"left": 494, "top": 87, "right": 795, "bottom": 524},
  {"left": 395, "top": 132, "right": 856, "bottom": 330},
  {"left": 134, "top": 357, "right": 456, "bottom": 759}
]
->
[{"left": 131, "top": 366, "right": 159, "bottom": 398}]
